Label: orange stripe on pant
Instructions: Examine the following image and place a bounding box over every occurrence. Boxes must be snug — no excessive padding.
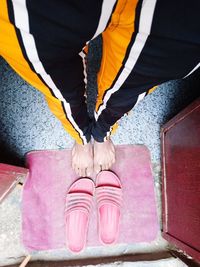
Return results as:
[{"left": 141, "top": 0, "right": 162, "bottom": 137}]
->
[
  {"left": 95, "top": 0, "right": 138, "bottom": 137},
  {"left": 0, "top": 0, "right": 83, "bottom": 144}
]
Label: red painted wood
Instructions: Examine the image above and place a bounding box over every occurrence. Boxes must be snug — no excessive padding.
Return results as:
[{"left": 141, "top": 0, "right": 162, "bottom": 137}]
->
[
  {"left": 0, "top": 163, "right": 28, "bottom": 203},
  {"left": 162, "top": 97, "right": 200, "bottom": 263}
]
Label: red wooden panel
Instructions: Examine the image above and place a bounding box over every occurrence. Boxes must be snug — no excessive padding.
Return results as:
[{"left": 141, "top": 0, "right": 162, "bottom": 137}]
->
[
  {"left": 162, "top": 98, "right": 200, "bottom": 262},
  {"left": 0, "top": 163, "right": 28, "bottom": 203}
]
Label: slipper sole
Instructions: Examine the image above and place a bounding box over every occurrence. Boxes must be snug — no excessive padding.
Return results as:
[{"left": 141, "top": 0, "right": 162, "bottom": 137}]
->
[
  {"left": 65, "top": 178, "right": 95, "bottom": 253},
  {"left": 96, "top": 171, "right": 122, "bottom": 245}
]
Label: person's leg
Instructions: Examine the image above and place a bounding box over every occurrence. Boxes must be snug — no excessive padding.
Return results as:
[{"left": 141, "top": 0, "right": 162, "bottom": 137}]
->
[
  {"left": 91, "top": 0, "right": 138, "bottom": 172},
  {"left": 0, "top": 0, "right": 93, "bottom": 176},
  {"left": 92, "top": 0, "right": 200, "bottom": 173}
]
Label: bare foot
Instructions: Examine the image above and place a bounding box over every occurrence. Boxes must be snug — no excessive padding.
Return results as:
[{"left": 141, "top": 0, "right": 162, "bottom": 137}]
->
[
  {"left": 72, "top": 141, "right": 93, "bottom": 177},
  {"left": 94, "top": 139, "right": 115, "bottom": 174}
]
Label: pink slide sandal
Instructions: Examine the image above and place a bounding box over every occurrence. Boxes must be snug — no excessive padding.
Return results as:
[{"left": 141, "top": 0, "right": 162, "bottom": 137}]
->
[
  {"left": 65, "top": 178, "right": 95, "bottom": 253},
  {"left": 96, "top": 171, "right": 122, "bottom": 245}
]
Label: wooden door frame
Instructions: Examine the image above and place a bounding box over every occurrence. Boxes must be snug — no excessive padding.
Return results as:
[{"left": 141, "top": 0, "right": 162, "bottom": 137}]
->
[{"left": 161, "top": 98, "right": 200, "bottom": 263}]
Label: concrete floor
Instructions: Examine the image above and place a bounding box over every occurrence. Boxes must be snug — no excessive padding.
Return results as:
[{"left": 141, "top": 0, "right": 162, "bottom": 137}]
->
[
  {"left": 0, "top": 37, "right": 200, "bottom": 266},
  {"left": 65, "top": 259, "right": 187, "bottom": 267}
]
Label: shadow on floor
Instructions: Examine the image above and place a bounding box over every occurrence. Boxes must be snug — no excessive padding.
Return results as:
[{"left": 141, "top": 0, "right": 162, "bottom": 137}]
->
[{"left": 0, "top": 140, "right": 25, "bottom": 167}]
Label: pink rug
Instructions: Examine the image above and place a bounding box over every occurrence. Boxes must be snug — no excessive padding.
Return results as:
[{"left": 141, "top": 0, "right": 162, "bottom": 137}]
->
[{"left": 22, "top": 145, "right": 159, "bottom": 251}]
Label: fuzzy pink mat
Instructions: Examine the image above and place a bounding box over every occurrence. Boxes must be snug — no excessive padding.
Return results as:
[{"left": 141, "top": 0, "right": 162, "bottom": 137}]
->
[{"left": 22, "top": 145, "right": 159, "bottom": 251}]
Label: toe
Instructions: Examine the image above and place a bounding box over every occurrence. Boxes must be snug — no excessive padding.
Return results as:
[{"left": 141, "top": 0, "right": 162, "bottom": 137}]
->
[
  {"left": 74, "top": 166, "right": 79, "bottom": 176},
  {"left": 87, "top": 167, "right": 93, "bottom": 177},
  {"left": 82, "top": 168, "right": 87, "bottom": 177},
  {"left": 106, "top": 163, "right": 110, "bottom": 170},
  {"left": 102, "top": 164, "right": 107, "bottom": 171},
  {"left": 76, "top": 166, "right": 82, "bottom": 177},
  {"left": 77, "top": 169, "right": 81, "bottom": 177},
  {"left": 102, "top": 164, "right": 106, "bottom": 171},
  {"left": 84, "top": 168, "right": 88, "bottom": 177},
  {"left": 80, "top": 168, "right": 84, "bottom": 177},
  {"left": 78, "top": 168, "right": 82, "bottom": 177},
  {"left": 94, "top": 164, "right": 101, "bottom": 174}
]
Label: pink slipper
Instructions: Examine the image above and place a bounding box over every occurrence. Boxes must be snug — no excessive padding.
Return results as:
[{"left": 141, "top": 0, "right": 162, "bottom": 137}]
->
[
  {"left": 65, "top": 178, "right": 95, "bottom": 253},
  {"left": 96, "top": 171, "right": 122, "bottom": 245}
]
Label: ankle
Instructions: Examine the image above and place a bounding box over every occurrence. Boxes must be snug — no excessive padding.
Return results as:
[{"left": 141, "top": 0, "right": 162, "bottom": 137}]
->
[
  {"left": 75, "top": 140, "right": 92, "bottom": 147},
  {"left": 94, "top": 138, "right": 112, "bottom": 145}
]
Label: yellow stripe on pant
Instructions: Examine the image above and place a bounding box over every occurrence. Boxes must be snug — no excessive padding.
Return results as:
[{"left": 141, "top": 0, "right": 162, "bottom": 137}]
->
[
  {"left": 0, "top": 0, "right": 83, "bottom": 144},
  {"left": 95, "top": 0, "right": 138, "bottom": 138},
  {"left": 96, "top": 0, "right": 138, "bottom": 113},
  {"left": 148, "top": 86, "right": 158, "bottom": 94}
]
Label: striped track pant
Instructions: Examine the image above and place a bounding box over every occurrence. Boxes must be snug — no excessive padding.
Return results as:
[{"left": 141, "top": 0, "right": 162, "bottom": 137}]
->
[{"left": 1, "top": 0, "right": 200, "bottom": 144}]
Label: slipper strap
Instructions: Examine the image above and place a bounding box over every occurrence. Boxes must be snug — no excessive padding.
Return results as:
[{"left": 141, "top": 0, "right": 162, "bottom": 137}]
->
[
  {"left": 96, "top": 186, "right": 122, "bottom": 208},
  {"left": 66, "top": 192, "right": 93, "bottom": 214}
]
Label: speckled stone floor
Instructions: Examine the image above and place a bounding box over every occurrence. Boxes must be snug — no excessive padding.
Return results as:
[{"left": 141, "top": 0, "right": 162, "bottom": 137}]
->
[
  {"left": 0, "top": 37, "right": 199, "bottom": 266},
  {"left": 0, "top": 37, "right": 200, "bottom": 167}
]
